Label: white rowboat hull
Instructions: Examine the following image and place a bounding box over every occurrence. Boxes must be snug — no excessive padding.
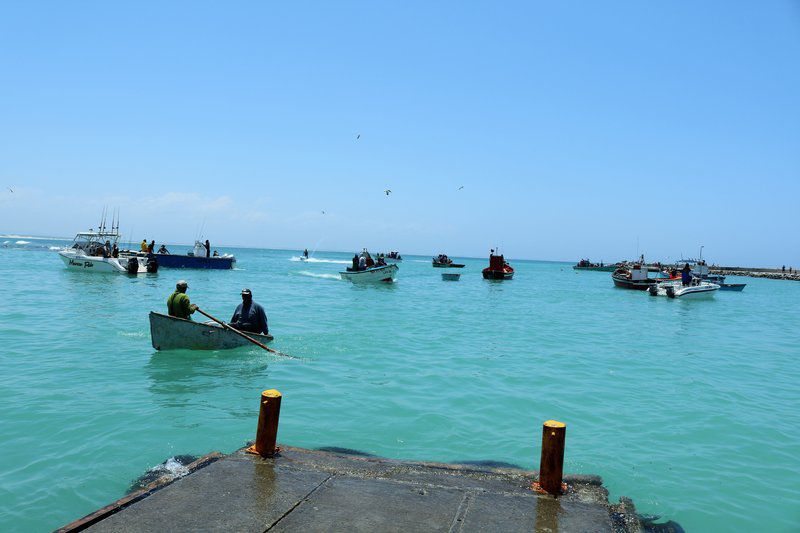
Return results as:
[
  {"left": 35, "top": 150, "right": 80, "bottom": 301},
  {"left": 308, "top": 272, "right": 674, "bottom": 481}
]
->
[
  {"left": 339, "top": 264, "right": 398, "bottom": 283},
  {"left": 149, "top": 311, "right": 274, "bottom": 350}
]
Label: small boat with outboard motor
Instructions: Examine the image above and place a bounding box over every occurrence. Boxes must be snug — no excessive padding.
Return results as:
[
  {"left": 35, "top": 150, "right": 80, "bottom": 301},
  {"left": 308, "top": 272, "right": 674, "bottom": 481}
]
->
[
  {"left": 58, "top": 214, "right": 158, "bottom": 274},
  {"left": 482, "top": 249, "right": 514, "bottom": 280},
  {"left": 149, "top": 311, "right": 273, "bottom": 350},
  {"left": 432, "top": 254, "right": 465, "bottom": 268},
  {"left": 340, "top": 249, "right": 399, "bottom": 283},
  {"left": 648, "top": 279, "right": 720, "bottom": 299}
]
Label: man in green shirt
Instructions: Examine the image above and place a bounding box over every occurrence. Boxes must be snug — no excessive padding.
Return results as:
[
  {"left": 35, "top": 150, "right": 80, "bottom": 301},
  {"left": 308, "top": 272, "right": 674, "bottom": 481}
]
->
[{"left": 167, "top": 280, "right": 197, "bottom": 319}]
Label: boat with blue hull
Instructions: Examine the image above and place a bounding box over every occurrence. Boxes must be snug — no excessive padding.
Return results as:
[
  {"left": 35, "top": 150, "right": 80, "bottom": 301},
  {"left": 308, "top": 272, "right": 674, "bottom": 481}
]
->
[{"left": 150, "top": 253, "right": 235, "bottom": 270}]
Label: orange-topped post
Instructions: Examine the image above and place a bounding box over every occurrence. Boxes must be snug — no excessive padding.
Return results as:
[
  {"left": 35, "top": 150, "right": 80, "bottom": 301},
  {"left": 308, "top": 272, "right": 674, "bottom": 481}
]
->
[
  {"left": 536, "top": 420, "right": 566, "bottom": 495},
  {"left": 250, "top": 389, "right": 282, "bottom": 457}
]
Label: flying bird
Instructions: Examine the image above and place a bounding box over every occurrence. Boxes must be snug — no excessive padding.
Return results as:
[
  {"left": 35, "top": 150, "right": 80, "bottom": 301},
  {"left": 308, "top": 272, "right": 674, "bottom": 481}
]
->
[
  {"left": 7, "top": 187, "right": 13, "bottom": 193},
  {"left": 356, "top": 134, "right": 361, "bottom": 140},
  {"left": 321, "top": 210, "right": 326, "bottom": 215},
  {"left": 458, "top": 186, "right": 464, "bottom": 190},
  {"left": 384, "top": 189, "right": 392, "bottom": 196}
]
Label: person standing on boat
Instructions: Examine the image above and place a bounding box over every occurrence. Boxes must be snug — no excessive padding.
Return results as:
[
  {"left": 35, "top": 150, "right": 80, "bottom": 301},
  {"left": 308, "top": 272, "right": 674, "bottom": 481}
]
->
[
  {"left": 111, "top": 243, "right": 119, "bottom": 258},
  {"left": 204, "top": 239, "right": 211, "bottom": 258},
  {"left": 148, "top": 240, "right": 155, "bottom": 253},
  {"left": 681, "top": 263, "right": 692, "bottom": 287},
  {"left": 230, "top": 289, "right": 268, "bottom": 335},
  {"left": 167, "top": 280, "right": 197, "bottom": 320},
  {"left": 303, "top": 248, "right": 309, "bottom": 259},
  {"left": 140, "top": 239, "right": 148, "bottom": 252}
]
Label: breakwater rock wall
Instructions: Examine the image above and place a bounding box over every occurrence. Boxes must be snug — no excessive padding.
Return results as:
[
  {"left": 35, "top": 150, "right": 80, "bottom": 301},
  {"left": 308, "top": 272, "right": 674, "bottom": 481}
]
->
[{"left": 710, "top": 269, "right": 800, "bottom": 281}]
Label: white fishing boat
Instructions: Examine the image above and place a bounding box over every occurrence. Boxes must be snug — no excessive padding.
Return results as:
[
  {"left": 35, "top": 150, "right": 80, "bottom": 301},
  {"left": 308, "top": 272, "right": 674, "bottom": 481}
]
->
[
  {"left": 648, "top": 280, "right": 720, "bottom": 299},
  {"left": 149, "top": 311, "right": 273, "bottom": 350},
  {"left": 340, "top": 263, "right": 399, "bottom": 283},
  {"left": 58, "top": 215, "right": 156, "bottom": 274}
]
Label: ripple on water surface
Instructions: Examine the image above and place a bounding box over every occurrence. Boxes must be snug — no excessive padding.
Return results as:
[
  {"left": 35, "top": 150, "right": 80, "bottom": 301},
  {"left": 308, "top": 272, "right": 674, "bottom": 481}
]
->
[{"left": 0, "top": 245, "right": 799, "bottom": 531}]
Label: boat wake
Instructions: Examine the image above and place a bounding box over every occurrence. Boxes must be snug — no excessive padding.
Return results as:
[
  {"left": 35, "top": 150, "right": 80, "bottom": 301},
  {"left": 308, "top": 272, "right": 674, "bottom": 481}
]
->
[
  {"left": 290, "top": 256, "right": 349, "bottom": 264},
  {"left": 296, "top": 270, "right": 341, "bottom": 281}
]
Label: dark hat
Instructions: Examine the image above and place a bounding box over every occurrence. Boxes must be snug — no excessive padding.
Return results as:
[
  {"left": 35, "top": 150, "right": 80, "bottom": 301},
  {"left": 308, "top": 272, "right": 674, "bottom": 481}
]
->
[{"left": 241, "top": 288, "right": 252, "bottom": 295}]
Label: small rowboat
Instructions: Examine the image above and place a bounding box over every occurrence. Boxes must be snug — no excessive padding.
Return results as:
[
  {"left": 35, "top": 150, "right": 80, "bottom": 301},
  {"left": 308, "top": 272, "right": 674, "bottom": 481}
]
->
[
  {"left": 149, "top": 311, "right": 273, "bottom": 351},
  {"left": 339, "top": 263, "right": 398, "bottom": 283}
]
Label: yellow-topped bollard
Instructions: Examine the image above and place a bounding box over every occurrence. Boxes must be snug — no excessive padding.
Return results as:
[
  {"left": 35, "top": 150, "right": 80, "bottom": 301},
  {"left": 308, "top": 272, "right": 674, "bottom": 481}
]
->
[
  {"left": 536, "top": 420, "right": 566, "bottom": 495},
  {"left": 250, "top": 389, "right": 282, "bottom": 457}
]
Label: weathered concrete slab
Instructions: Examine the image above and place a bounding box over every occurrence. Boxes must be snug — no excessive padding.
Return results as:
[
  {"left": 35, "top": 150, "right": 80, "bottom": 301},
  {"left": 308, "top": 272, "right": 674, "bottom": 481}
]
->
[{"left": 72, "top": 446, "right": 628, "bottom": 532}]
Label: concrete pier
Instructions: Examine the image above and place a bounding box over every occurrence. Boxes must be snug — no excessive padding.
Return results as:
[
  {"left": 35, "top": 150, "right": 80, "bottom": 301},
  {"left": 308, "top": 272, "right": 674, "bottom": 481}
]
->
[
  {"left": 710, "top": 267, "right": 800, "bottom": 281},
  {"left": 59, "top": 445, "right": 653, "bottom": 532}
]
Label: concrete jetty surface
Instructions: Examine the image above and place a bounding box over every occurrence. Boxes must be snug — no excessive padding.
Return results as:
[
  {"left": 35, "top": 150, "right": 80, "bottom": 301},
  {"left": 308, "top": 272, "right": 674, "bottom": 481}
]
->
[{"left": 60, "top": 445, "right": 651, "bottom": 532}]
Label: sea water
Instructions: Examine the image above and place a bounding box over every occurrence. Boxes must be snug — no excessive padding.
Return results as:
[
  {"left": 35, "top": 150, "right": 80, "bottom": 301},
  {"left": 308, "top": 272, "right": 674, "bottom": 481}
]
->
[{"left": 0, "top": 241, "right": 798, "bottom": 531}]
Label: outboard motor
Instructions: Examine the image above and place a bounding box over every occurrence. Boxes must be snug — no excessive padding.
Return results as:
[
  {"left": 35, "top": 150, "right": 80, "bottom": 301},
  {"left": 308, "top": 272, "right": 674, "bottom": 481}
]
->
[
  {"left": 648, "top": 285, "right": 658, "bottom": 296},
  {"left": 666, "top": 285, "right": 676, "bottom": 299},
  {"left": 126, "top": 257, "right": 139, "bottom": 274},
  {"left": 146, "top": 256, "right": 159, "bottom": 273}
]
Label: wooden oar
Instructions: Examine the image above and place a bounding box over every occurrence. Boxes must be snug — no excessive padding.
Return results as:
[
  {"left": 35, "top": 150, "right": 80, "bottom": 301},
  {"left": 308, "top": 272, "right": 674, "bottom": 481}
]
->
[{"left": 195, "top": 307, "right": 295, "bottom": 359}]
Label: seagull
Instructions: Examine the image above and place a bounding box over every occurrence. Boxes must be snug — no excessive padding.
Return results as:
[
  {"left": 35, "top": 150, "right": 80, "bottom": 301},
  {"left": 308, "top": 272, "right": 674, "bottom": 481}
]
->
[
  {"left": 458, "top": 186, "right": 464, "bottom": 190},
  {"left": 7, "top": 187, "right": 13, "bottom": 193},
  {"left": 384, "top": 189, "right": 391, "bottom": 196},
  {"left": 321, "top": 210, "right": 326, "bottom": 215},
  {"left": 356, "top": 134, "right": 361, "bottom": 140}
]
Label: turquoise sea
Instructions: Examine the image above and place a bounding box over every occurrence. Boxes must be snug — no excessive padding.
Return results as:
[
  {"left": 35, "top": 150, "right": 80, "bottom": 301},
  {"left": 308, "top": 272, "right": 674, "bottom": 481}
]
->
[{"left": 1, "top": 239, "right": 798, "bottom": 531}]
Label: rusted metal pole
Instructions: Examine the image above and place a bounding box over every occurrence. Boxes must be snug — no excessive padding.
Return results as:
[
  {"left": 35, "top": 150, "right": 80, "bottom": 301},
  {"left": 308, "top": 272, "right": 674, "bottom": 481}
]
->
[
  {"left": 253, "top": 389, "right": 282, "bottom": 457},
  {"left": 537, "top": 420, "right": 566, "bottom": 495}
]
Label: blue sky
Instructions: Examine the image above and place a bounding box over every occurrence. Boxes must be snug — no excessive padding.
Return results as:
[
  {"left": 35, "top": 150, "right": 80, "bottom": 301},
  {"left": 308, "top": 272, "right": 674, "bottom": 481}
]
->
[{"left": 1, "top": 1, "right": 798, "bottom": 265}]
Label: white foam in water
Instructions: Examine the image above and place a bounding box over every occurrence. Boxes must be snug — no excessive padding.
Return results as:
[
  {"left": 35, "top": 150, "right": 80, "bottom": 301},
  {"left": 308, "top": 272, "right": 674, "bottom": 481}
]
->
[
  {"left": 290, "top": 256, "right": 349, "bottom": 264},
  {"left": 49, "top": 246, "right": 62, "bottom": 250},
  {"left": 297, "top": 270, "right": 341, "bottom": 280},
  {"left": 15, "top": 240, "right": 30, "bottom": 245},
  {"left": 160, "top": 456, "right": 190, "bottom": 477}
]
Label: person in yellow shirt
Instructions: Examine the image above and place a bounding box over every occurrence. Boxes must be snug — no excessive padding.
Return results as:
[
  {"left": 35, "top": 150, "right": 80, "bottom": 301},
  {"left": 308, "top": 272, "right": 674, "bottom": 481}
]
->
[{"left": 140, "top": 239, "right": 148, "bottom": 252}]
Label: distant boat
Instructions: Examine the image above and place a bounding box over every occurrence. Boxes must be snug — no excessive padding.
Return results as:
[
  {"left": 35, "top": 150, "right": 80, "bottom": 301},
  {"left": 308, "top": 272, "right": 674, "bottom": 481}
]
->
[
  {"left": 432, "top": 254, "right": 465, "bottom": 268},
  {"left": 573, "top": 259, "right": 618, "bottom": 272},
  {"left": 441, "top": 272, "right": 461, "bottom": 281},
  {"left": 482, "top": 250, "right": 514, "bottom": 280},
  {"left": 377, "top": 251, "right": 403, "bottom": 262},
  {"left": 149, "top": 311, "right": 273, "bottom": 350}
]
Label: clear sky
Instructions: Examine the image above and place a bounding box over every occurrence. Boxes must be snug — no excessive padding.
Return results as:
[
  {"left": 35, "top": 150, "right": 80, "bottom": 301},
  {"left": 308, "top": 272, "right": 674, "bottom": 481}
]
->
[{"left": 1, "top": 1, "right": 798, "bottom": 265}]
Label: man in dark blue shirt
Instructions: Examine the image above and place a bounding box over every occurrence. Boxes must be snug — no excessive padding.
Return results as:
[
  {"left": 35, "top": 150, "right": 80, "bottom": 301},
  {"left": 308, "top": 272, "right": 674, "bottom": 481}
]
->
[{"left": 230, "top": 288, "right": 269, "bottom": 335}]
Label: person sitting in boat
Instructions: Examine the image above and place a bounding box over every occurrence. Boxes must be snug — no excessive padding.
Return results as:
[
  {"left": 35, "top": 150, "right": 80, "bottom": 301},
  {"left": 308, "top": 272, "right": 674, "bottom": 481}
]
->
[
  {"left": 358, "top": 255, "right": 367, "bottom": 271},
  {"left": 375, "top": 256, "right": 387, "bottom": 267},
  {"left": 230, "top": 289, "right": 268, "bottom": 335},
  {"left": 351, "top": 254, "right": 359, "bottom": 271},
  {"left": 111, "top": 244, "right": 119, "bottom": 258},
  {"left": 167, "top": 280, "right": 197, "bottom": 320},
  {"left": 157, "top": 244, "right": 169, "bottom": 254},
  {"left": 213, "top": 250, "right": 219, "bottom": 257},
  {"left": 681, "top": 263, "right": 692, "bottom": 287}
]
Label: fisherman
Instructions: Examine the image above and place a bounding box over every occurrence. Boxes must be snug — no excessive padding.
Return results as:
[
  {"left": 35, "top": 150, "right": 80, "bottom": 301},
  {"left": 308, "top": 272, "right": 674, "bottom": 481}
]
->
[
  {"left": 148, "top": 240, "right": 155, "bottom": 253},
  {"left": 358, "top": 254, "right": 367, "bottom": 270},
  {"left": 140, "top": 239, "right": 148, "bottom": 252},
  {"left": 204, "top": 239, "right": 211, "bottom": 258},
  {"left": 303, "top": 248, "right": 309, "bottom": 259},
  {"left": 157, "top": 244, "right": 169, "bottom": 254},
  {"left": 111, "top": 243, "right": 119, "bottom": 258},
  {"left": 230, "top": 289, "right": 268, "bottom": 335},
  {"left": 681, "top": 263, "right": 692, "bottom": 287},
  {"left": 167, "top": 280, "right": 197, "bottom": 320},
  {"left": 104, "top": 240, "right": 112, "bottom": 256},
  {"left": 213, "top": 250, "right": 219, "bottom": 257},
  {"left": 351, "top": 253, "right": 359, "bottom": 271}
]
